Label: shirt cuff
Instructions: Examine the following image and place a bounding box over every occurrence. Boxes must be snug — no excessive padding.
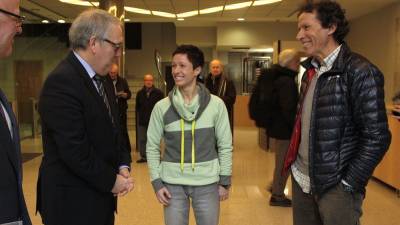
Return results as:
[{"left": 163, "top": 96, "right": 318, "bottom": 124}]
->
[{"left": 119, "top": 165, "right": 130, "bottom": 171}]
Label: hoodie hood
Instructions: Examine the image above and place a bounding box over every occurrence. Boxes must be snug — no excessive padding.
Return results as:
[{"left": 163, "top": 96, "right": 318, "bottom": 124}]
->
[{"left": 168, "top": 83, "right": 211, "bottom": 122}]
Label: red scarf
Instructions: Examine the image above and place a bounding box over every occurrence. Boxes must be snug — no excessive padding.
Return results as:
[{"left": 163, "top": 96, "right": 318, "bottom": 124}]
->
[{"left": 282, "top": 68, "right": 316, "bottom": 175}]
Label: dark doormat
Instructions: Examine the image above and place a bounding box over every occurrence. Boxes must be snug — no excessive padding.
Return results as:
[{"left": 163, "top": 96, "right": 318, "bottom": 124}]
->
[{"left": 22, "top": 153, "right": 42, "bottom": 163}]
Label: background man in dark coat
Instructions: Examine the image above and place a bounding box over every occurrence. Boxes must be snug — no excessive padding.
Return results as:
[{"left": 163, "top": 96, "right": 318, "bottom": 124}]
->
[
  {"left": 107, "top": 63, "right": 132, "bottom": 153},
  {"left": 254, "top": 49, "right": 300, "bottom": 207},
  {"left": 205, "top": 59, "right": 236, "bottom": 133},
  {"left": 0, "top": 0, "right": 32, "bottom": 224},
  {"left": 36, "top": 9, "right": 133, "bottom": 225},
  {"left": 135, "top": 74, "right": 164, "bottom": 163}
]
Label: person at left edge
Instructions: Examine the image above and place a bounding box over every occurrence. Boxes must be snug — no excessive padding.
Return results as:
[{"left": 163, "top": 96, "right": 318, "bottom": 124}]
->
[
  {"left": 0, "top": 0, "right": 32, "bottom": 225},
  {"left": 36, "top": 9, "right": 133, "bottom": 225}
]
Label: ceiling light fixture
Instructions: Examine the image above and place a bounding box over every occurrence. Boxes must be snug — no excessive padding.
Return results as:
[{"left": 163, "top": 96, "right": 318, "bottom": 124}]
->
[
  {"left": 42, "top": 20, "right": 49, "bottom": 23},
  {"left": 177, "top": 10, "right": 198, "bottom": 18},
  {"left": 252, "top": 0, "right": 282, "bottom": 6},
  {"left": 199, "top": 6, "right": 224, "bottom": 14},
  {"left": 225, "top": 1, "right": 252, "bottom": 10},
  {"left": 124, "top": 18, "right": 131, "bottom": 22},
  {"left": 57, "top": 19, "right": 66, "bottom": 23},
  {"left": 125, "top": 6, "right": 151, "bottom": 15},
  {"left": 59, "top": 0, "right": 99, "bottom": 7},
  {"left": 177, "top": 18, "right": 185, "bottom": 21},
  {"left": 237, "top": 18, "right": 245, "bottom": 21},
  {"left": 151, "top": 11, "right": 176, "bottom": 18}
]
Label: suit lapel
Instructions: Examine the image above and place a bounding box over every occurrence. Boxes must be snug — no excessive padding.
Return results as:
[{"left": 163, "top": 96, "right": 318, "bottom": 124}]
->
[
  {"left": 66, "top": 52, "right": 115, "bottom": 128},
  {"left": 0, "top": 89, "right": 21, "bottom": 179}
]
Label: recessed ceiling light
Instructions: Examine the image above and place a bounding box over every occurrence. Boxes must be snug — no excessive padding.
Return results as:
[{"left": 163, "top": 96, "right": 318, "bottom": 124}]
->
[
  {"left": 237, "top": 18, "right": 245, "bottom": 21},
  {"left": 253, "top": 0, "right": 282, "bottom": 6},
  {"left": 42, "top": 20, "right": 49, "bottom": 23},
  {"left": 124, "top": 18, "right": 131, "bottom": 22},
  {"left": 59, "top": 0, "right": 99, "bottom": 7},
  {"left": 199, "top": 6, "right": 224, "bottom": 14},
  {"left": 177, "top": 10, "right": 198, "bottom": 18},
  {"left": 177, "top": 18, "right": 185, "bottom": 21},
  {"left": 125, "top": 6, "right": 151, "bottom": 15},
  {"left": 151, "top": 11, "right": 176, "bottom": 18},
  {"left": 57, "top": 19, "right": 66, "bottom": 23},
  {"left": 225, "top": 1, "right": 252, "bottom": 10}
]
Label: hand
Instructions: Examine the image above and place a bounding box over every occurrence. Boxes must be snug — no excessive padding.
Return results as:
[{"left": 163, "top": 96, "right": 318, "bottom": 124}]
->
[
  {"left": 119, "top": 168, "right": 130, "bottom": 178},
  {"left": 218, "top": 185, "right": 229, "bottom": 201},
  {"left": 156, "top": 187, "right": 171, "bottom": 206},
  {"left": 111, "top": 174, "right": 134, "bottom": 197},
  {"left": 117, "top": 91, "right": 128, "bottom": 98}
]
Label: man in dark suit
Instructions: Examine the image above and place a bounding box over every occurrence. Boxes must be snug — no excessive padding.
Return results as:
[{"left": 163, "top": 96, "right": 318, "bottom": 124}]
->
[
  {"left": 0, "top": 1, "right": 32, "bottom": 225},
  {"left": 37, "top": 9, "right": 133, "bottom": 225},
  {"left": 107, "top": 63, "right": 132, "bottom": 153}
]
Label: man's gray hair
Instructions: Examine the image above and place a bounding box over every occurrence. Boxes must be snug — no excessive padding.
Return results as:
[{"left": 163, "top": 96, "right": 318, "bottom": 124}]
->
[
  {"left": 278, "top": 49, "right": 299, "bottom": 67},
  {"left": 69, "top": 9, "right": 121, "bottom": 50}
]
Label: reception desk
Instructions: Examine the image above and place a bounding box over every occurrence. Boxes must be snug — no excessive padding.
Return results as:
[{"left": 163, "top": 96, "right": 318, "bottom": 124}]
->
[{"left": 373, "top": 113, "right": 400, "bottom": 191}]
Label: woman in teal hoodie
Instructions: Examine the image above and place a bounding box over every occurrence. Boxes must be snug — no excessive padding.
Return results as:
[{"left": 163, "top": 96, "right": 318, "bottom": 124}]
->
[{"left": 146, "top": 45, "right": 233, "bottom": 225}]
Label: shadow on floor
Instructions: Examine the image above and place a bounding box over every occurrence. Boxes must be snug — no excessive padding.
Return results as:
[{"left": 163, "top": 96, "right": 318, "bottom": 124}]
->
[{"left": 22, "top": 153, "right": 42, "bottom": 163}]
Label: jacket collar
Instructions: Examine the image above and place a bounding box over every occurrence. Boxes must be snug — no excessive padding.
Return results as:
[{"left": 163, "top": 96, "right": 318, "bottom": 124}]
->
[{"left": 301, "top": 42, "right": 352, "bottom": 76}]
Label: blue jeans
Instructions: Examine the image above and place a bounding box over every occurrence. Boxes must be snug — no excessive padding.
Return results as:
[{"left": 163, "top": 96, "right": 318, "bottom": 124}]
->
[{"left": 163, "top": 183, "right": 220, "bottom": 225}]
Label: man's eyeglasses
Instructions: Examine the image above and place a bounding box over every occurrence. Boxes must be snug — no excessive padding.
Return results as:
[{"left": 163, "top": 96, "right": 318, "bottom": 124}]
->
[
  {"left": 0, "top": 8, "right": 25, "bottom": 24},
  {"left": 102, "top": 39, "right": 122, "bottom": 52}
]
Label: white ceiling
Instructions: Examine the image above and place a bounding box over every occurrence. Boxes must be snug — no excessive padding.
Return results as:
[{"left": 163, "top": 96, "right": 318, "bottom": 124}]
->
[{"left": 21, "top": 0, "right": 399, "bottom": 26}]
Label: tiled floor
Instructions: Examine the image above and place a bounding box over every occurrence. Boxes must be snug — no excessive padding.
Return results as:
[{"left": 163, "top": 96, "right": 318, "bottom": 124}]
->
[{"left": 21, "top": 127, "right": 400, "bottom": 225}]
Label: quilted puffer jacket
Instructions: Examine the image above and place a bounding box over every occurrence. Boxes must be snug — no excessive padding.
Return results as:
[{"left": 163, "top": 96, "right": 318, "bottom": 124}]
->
[{"left": 299, "top": 43, "right": 391, "bottom": 195}]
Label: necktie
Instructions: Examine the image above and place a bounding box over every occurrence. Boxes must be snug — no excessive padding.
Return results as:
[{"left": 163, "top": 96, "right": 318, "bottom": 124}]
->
[
  {"left": 283, "top": 68, "right": 316, "bottom": 175},
  {"left": 93, "top": 75, "right": 114, "bottom": 124}
]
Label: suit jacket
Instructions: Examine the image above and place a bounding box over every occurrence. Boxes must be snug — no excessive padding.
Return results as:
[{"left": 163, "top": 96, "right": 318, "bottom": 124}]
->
[
  {"left": 36, "top": 52, "right": 131, "bottom": 225},
  {"left": 106, "top": 75, "right": 131, "bottom": 114},
  {"left": 0, "top": 90, "right": 31, "bottom": 225}
]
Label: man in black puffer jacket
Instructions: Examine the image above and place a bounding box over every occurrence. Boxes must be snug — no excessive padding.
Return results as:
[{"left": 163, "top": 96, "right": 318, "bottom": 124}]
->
[{"left": 283, "top": 1, "right": 391, "bottom": 225}]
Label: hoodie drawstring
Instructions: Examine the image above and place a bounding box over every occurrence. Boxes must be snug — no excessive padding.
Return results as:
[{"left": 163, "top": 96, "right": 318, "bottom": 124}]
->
[{"left": 180, "top": 119, "right": 196, "bottom": 172}]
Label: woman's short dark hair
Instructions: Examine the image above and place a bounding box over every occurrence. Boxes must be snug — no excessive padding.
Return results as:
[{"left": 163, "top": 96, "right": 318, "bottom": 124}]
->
[
  {"left": 298, "top": 0, "right": 349, "bottom": 44},
  {"left": 172, "top": 45, "right": 204, "bottom": 70}
]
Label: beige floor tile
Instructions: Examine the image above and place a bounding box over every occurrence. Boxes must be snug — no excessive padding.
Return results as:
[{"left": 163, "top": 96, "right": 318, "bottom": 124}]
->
[{"left": 21, "top": 127, "right": 400, "bottom": 225}]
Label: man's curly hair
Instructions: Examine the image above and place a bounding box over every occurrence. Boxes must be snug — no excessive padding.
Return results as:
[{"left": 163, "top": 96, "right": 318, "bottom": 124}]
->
[{"left": 298, "top": 0, "right": 349, "bottom": 44}]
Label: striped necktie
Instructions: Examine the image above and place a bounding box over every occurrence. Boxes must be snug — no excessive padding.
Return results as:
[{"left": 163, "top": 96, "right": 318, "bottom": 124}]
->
[{"left": 93, "top": 75, "right": 114, "bottom": 124}]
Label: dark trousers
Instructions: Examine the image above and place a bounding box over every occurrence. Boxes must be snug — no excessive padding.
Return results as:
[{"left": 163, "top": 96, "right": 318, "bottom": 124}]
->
[
  {"left": 271, "top": 138, "right": 290, "bottom": 197},
  {"left": 137, "top": 125, "right": 147, "bottom": 159},
  {"left": 292, "top": 177, "right": 363, "bottom": 225},
  {"left": 120, "top": 112, "right": 131, "bottom": 153}
]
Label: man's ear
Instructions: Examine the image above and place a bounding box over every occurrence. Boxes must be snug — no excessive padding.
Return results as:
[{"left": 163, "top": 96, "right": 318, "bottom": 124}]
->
[
  {"left": 88, "top": 36, "right": 97, "bottom": 54},
  {"left": 328, "top": 24, "right": 337, "bottom": 35}
]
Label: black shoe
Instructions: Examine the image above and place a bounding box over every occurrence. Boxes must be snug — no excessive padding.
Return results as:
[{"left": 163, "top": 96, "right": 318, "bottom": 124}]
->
[
  {"left": 136, "top": 158, "right": 147, "bottom": 163},
  {"left": 269, "top": 195, "right": 292, "bottom": 207}
]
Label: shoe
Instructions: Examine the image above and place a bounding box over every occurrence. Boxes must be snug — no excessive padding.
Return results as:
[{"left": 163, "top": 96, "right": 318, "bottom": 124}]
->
[
  {"left": 136, "top": 158, "right": 147, "bottom": 163},
  {"left": 269, "top": 195, "right": 292, "bottom": 207}
]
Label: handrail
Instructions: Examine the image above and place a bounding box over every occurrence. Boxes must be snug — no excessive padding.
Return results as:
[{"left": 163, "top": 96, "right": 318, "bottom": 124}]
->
[{"left": 154, "top": 49, "right": 167, "bottom": 95}]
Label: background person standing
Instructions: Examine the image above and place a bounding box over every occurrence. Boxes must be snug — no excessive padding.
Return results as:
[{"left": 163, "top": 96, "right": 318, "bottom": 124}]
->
[
  {"left": 107, "top": 63, "right": 132, "bottom": 153},
  {"left": 135, "top": 74, "right": 164, "bottom": 163}
]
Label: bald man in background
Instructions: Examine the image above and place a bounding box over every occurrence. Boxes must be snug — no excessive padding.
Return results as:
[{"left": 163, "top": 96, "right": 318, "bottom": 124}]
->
[
  {"left": 0, "top": 0, "right": 32, "bottom": 224},
  {"left": 135, "top": 74, "right": 164, "bottom": 163},
  {"left": 205, "top": 59, "right": 236, "bottom": 133},
  {"left": 107, "top": 63, "right": 132, "bottom": 153}
]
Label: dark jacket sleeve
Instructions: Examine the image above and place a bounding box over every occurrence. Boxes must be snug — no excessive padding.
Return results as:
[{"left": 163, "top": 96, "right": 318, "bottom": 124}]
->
[
  {"left": 221, "top": 79, "right": 236, "bottom": 107},
  {"left": 39, "top": 74, "right": 116, "bottom": 193},
  {"left": 344, "top": 61, "right": 391, "bottom": 191},
  {"left": 121, "top": 77, "right": 131, "bottom": 100}
]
